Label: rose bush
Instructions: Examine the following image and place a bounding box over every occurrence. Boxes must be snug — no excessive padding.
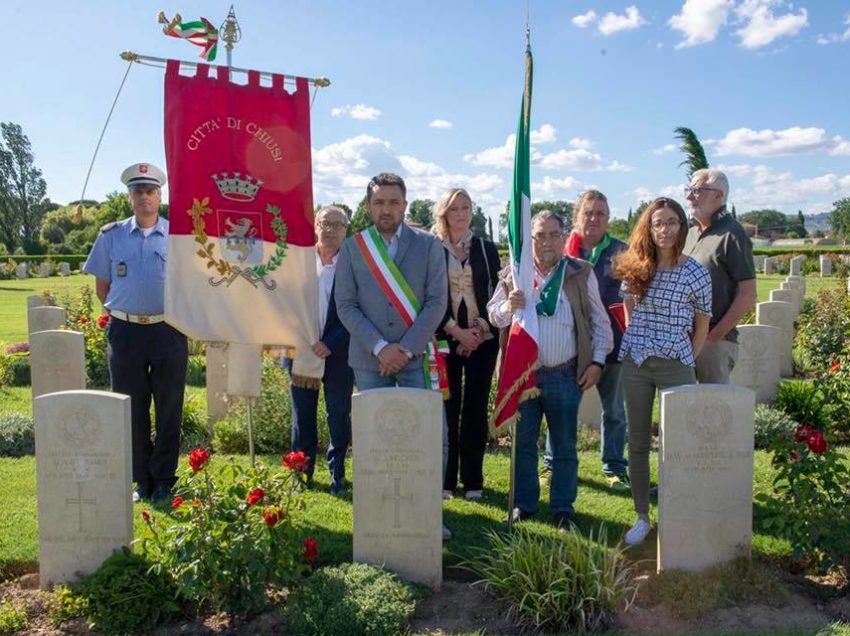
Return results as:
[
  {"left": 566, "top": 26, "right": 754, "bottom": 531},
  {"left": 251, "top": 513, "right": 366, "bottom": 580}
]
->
[
  {"left": 757, "top": 423, "right": 850, "bottom": 572},
  {"left": 140, "top": 449, "right": 318, "bottom": 619},
  {"left": 62, "top": 286, "right": 109, "bottom": 386}
]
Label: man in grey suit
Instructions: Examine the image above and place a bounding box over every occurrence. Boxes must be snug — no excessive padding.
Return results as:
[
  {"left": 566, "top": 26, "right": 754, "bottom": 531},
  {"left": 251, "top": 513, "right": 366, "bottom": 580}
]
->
[
  {"left": 335, "top": 172, "right": 451, "bottom": 539},
  {"left": 335, "top": 172, "right": 447, "bottom": 390}
]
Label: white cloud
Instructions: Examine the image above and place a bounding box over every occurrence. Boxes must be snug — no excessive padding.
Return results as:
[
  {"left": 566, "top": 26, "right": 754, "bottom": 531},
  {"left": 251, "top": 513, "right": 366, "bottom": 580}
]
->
[
  {"left": 429, "top": 119, "right": 453, "bottom": 129},
  {"left": 330, "top": 104, "right": 381, "bottom": 120},
  {"left": 652, "top": 143, "right": 678, "bottom": 155},
  {"left": 734, "top": 0, "right": 808, "bottom": 49},
  {"left": 572, "top": 10, "right": 597, "bottom": 28},
  {"left": 714, "top": 126, "right": 850, "bottom": 156},
  {"left": 569, "top": 137, "right": 594, "bottom": 150},
  {"left": 530, "top": 124, "right": 558, "bottom": 144},
  {"left": 598, "top": 6, "right": 646, "bottom": 35},
  {"left": 631, "top": 185, "right": 681, "bottom": 203},
  {"left": 539, "top": 148, "right": 632, "bottom": 172},
  {"left": 312, "top": 134, "right": 504, "bottom": 217},
  {"left": 606, "top": 160, "right": 634, "bottom": 172},
  {"left": 815, "top": 11, "right": 850, "bottom": 45},
  {"left": 669, "top": 0, "right": 733, "bottom": 48},
  {"left": 733, "top": 172, "right": 850, "bottom": 211},
  {"left": 533, "top": 176, "right": 584, "bottom": 198}
]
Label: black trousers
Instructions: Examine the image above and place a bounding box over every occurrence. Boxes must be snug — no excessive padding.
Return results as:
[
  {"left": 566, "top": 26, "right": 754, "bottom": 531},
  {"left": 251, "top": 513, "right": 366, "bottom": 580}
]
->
[
  {"left": 107, "top": 319, "right": 188, "bottom": 488},
  {"left": 443, "top": 337, "right": 499, "bottom": 491}
]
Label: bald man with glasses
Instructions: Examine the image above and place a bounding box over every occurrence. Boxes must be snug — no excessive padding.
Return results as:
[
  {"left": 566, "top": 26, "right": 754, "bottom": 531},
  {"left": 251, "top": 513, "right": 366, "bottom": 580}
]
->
[{"left": 683, "top": 168, "right": 756, "bottom": 383}]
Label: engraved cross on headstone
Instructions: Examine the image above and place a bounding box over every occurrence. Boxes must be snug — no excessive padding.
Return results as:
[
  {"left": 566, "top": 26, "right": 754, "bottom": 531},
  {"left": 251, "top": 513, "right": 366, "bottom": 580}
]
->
[
  {"left": 381, "top": 478, "right": 413, "bottom": 529},
  {"left": 65, "top": 482, "right": 96, "bottom": 532}
]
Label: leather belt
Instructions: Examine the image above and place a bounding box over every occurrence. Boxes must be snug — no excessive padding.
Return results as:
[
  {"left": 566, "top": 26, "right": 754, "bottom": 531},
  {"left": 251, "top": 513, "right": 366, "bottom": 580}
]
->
[
  {"left": 110, "top": 310, "right": 165, "bottom": 325},
  {"left": 539, "top": 358, "right": 577, "bottom": 372}
]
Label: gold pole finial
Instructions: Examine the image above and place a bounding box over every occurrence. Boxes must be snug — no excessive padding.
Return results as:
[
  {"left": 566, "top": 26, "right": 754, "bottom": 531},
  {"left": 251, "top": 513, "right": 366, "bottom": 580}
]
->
[{"left": 220, "top": 5, "right": 242, "bottom": 52}]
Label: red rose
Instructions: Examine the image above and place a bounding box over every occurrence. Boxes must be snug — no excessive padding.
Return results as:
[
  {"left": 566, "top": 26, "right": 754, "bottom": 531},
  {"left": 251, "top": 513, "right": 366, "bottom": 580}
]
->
[
  {"left": 141, "top": 510, "right": 151, "bottom": 522},
  {"left": 788, "top": 451, "right": 800, "bottom": 462},
  {"left": 246, "top": 487, "right": 264, "bottom": 506},
  {"left": 829, "top": 360, "right": 840, "bottom": 373},
  {"left": 303, "top": 536, "right": 318, "bottom": 561},
  {"left": 807, "top": 430, "right": 828, "bottom": 454},
  {"left": 793, "top": 424, "right": 814, "bottom": 444},
  {"left": 79, "top": 316, "right": 89, "bottom": 324},
  {"left": 282, "top": 450, "right": 308, "bottom": 472},
  {"left": 171, "top": 496, "right": 184, "bottom": 508},
  {"left": 262, "top": 507, "right": 280, "bottom": 527},
  {"left": 96, "top": 313, "right": 110, "bottom": 328},
  {"left": 188, "top": 447, "right": 210, "bottom": 472}
]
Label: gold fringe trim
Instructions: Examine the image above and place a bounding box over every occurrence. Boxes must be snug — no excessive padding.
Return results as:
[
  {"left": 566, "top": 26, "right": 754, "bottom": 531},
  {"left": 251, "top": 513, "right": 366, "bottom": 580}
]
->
[
  {"left": 489, "top": 362, "right": 538, "bottom": 433},
  {"left": 290, "top": 374, "right": 322, "bottom": 390}
]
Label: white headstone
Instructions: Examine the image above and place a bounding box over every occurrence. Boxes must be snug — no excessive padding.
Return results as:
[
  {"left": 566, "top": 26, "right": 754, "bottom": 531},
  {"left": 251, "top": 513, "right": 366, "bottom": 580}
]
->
[
  {"left": 756, "top": 301, "right": 795, "bottom": 377},
  {"left": 578, "top": 385, "right": 602, "bottom": 431},
  {"left": 657, "top": 384, "right": 754, "bottom": 572},
  {"left": 206, "top": 344, "right": 229, "bottom": 421},
  {"left": 29, "top": 330, "right": 86, "bottom": 399},
  {"left": 820, "top": 255, "right": 832, "bottom": 277},
  {"left": 28, "top": 306, "right": 66, "bottom": 336},
  {"left": 16, "top": 262, "right": 28, "bottom": 279},
  {"left": 352, "top": 388, "right": 442, "bottom": 589},
  {"left": 34, "top": 390, "right": 133, "bottom": 588},
  {"left": 27, "top": 295, "right": 50, "bottom": 311},
  {"left": 39, "top": 262, "right": 51, "bottom": 277},
  {"left": 779, "top": 282, "right": 803, "bottom": 312},
  {"left": 789, "top": 256, "right": 805, "bottom": 276},
  {"left": 769, "top": 289, "right": 798, "bottom": 317},
  {"left": 763, "top": 257, "right": 775, "bottom": 275},
  {"left": 752, "top": 255, "right": 766, "bottom": 270},
  {"left": 225, "top": 343, "right": 262, "bottom": 397},
  {"left": 785, "top": 274, "right": 805, "bottom": 292},
  {"left": 730, "top": 325, "right": 781, "bottom": 403},
  {"left": 58, "top": 262, "right": 71, "bottom": 276}
]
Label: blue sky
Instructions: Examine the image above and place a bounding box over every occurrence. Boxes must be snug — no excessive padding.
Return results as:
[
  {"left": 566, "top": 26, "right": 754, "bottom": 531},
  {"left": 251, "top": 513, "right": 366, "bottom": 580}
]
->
[{"left": 6, "top": 1, "right": 850, "bottom": 227}]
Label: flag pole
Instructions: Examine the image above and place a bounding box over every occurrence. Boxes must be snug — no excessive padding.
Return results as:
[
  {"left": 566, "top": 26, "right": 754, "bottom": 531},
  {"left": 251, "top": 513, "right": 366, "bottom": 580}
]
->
[{"left": 220, "top": 5, "right": 241, "bottom": 74}]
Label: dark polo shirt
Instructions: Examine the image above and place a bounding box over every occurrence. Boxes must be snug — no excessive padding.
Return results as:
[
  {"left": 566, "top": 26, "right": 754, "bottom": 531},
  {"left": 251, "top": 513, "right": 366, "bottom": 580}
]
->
[
  {"left": 577, "top": 237, "right": 627, "bottom": 364},
  {"left": 683, "top": 206, "right": 755, "bottom": 343}
]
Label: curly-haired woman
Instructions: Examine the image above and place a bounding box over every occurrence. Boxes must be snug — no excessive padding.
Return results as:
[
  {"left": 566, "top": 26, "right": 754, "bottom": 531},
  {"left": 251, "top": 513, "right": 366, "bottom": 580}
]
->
[{"left": 612, "top": 197, "right": 712, "bottom": 545}]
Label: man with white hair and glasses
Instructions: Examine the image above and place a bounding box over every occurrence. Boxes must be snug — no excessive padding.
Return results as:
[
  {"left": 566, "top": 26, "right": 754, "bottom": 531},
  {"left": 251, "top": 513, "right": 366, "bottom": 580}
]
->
[{"left": 683, "top": 168, "right": 756, "bottom": 383}]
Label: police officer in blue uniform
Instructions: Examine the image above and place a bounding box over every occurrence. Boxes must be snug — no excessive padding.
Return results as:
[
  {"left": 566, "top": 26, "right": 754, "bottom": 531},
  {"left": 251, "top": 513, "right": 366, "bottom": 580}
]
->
[{"left": 83, "top": 162, "right": 188, "bottom": 503}]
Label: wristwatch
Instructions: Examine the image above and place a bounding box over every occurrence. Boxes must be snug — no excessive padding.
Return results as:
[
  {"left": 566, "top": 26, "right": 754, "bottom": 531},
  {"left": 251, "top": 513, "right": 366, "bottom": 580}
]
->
[{"left": 591, "top": 361, "right": 605, "bottom": 369}]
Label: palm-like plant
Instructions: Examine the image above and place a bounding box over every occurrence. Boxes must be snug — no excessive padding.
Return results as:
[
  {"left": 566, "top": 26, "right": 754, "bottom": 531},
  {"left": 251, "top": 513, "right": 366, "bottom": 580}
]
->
[{"left": 674, "top": 126, "right": 709, "bottom": 178}]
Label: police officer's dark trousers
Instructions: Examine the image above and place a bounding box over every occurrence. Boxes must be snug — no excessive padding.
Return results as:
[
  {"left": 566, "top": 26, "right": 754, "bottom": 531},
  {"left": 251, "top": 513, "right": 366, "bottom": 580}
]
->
[{"left": 107, "top": 318, "right": 189, "bottom": 489}]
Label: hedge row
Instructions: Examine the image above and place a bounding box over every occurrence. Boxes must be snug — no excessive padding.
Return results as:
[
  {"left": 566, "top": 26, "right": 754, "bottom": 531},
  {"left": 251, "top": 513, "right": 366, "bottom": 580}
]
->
[{"left": 3, "top": 254, "right": 88, "bottom": 269}]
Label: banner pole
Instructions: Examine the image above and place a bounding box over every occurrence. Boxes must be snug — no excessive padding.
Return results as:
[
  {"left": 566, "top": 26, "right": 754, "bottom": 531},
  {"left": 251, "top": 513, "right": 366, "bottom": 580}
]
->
[
  {"left": 507, "top": 420, "right": 517, "bottom": 528},
  {"left": 219, "top": 5, "right": 241, "bottom": 79},
  {"left": 119, "top": 51, "right": 331, "bottom": 88}
]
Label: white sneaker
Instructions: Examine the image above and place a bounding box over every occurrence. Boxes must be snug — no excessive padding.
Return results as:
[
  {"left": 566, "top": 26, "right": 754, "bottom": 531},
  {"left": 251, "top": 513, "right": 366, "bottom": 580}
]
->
[
  {"left": 442, "top": 489, "right": 454, "bottom": 500},
  {"left": 624, "top": 518, "right": 652, "bottom": 545},
  {"left": 464, "top": 490, "right": 483, "bottom": 501}
]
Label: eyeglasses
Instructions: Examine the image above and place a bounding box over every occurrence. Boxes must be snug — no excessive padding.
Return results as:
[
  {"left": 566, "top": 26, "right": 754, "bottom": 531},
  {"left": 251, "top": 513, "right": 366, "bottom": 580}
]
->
[
  {"left": 650, "top": 220, "right": 682, "bottom": 231},
  {"left": 531, "top": 231, "right": 564, "bottom": 243},
  {"left": 318, "top": 221, "right": 347, "bottom": 231},
  {"left": 684, "top": 186, "right": 720, "bottom": 197}
]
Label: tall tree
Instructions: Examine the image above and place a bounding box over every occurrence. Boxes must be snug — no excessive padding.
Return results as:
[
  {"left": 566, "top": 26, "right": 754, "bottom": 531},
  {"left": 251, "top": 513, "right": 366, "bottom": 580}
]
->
[
  {"left": 828, "top": 197, "right": 850, "bottom": 243},
  {"left": 470, "top": 204, "right": 488, "bottom": 238},
  {"left": 407, "top": 198, "right": 434, "bottom": 228},
  {"left": 0, "top": 122, "right": 48, "bottom": 250},
  {"left": 500, "top": 199, "right": 572, "bottom": 238},
  {"left": 673, "top": 126, "right": 709, "bottom": 179},
  {"left": 349, "top": 196, "right": 372, "bottom": 234}
]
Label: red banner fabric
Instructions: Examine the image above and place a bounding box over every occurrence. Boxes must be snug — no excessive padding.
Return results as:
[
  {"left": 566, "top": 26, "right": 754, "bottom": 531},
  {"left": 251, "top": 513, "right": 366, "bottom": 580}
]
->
[{"left": 163, "top": 60, "right": 322, "bottom": 378}]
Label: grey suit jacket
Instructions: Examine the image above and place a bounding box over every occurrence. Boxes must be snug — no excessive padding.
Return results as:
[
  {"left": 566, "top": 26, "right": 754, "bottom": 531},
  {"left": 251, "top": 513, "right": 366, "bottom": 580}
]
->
[{"left": 335, "top": 223, "right": 448, "bottom": 372}]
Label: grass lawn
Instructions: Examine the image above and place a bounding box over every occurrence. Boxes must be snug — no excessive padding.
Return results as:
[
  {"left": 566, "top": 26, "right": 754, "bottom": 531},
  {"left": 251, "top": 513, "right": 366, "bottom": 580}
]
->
[
  {"left": 0, "top": 273, "right": 102, "bottom": 344},
  {"left": 0, "top": 445, "right": 806, "bottom": 577},
  {"left": 755, "top": 273, "right": 838, "bottom": 303}
]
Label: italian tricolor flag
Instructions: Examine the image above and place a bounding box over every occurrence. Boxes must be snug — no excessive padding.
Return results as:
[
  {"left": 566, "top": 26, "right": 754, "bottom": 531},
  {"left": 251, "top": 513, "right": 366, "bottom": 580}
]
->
[
  {"left": 163, "top": 16, "right": 219, "bottom": 61},
  {"left": 491, "top": 43, "right": 539, "bottom": 429}
]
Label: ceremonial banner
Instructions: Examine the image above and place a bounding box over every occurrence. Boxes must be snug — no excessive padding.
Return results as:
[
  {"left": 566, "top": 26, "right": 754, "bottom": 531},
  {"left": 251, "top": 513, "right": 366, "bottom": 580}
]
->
[
  {"left": 163, "top": 60, "right": 321, "bottom": 380},
  {"left": 491, "top": 44, "right": 537, "bottom": 429}
]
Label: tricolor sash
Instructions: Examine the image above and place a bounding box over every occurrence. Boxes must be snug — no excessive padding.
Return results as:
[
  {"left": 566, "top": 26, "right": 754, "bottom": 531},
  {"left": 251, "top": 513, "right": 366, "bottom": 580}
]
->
[{"left": 354, "top": 226, "right": 450, "bottom": 398}]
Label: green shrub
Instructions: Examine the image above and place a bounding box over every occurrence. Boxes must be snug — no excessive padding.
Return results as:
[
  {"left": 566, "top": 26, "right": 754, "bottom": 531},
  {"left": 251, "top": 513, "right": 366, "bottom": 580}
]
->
[
  {"left": 461, "top": 526, "right": 635, "bottom": 633},
  {"left": 212, "top": 355, "right": 330, "bottom": 454},
  {"left": 0, "top": 599, "right": 27, "bottom": 635},
  {"left": 753, "top": 404, "right": 798, "bottom": 450},
  {"left": 794, "top": 286, "right": 850, "bottom": 371},
  {"left": 775, "top": 380, "right": 827, "bottom": 428},
  {"left": 0, "top": 411, "right": 34, "bottom": 456},
  {"left": 47, "top": 585, "right": 89, "bottom": 627},
  {"left": 185, "top": 354, "right": 206, "bottom": 386},
  {"left": 0, "top": 354, "right": 30, "bottom": 387},
  {"left": 79, "top": 547, "right": 179, "bottom": 635},
  {"left": 286, "top": 563, "right": 422, "bottom": 636},
  {"left": 179, "top": 392, "right": 209, "bottom": 453}
]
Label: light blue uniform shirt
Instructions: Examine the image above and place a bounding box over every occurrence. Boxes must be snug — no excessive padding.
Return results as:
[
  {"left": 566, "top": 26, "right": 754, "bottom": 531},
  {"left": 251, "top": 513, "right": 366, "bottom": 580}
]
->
[{"left": 83, "top": 215, "right": 169, "bottom": 315}]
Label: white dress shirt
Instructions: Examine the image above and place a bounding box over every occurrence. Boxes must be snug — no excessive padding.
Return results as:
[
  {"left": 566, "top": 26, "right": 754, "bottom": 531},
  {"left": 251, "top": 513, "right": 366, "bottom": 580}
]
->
[
  {"left": 317, "top": 250, "right": 339, "bottom": 335},
  {"left": 487, "top": 260, "right": 613, "bottom": 367}
]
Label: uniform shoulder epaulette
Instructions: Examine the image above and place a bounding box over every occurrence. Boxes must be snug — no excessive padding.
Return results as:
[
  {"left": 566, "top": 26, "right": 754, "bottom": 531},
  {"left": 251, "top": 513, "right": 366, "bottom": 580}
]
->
[{"left": 99, "top": 221, "right": 118, "bottom": 233}]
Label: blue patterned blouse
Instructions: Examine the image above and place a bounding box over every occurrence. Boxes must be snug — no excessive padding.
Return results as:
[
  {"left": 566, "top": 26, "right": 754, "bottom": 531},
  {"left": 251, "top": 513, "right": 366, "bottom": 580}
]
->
[{"left": 618, "top": 256, "right": 712, "bottom": 367}]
